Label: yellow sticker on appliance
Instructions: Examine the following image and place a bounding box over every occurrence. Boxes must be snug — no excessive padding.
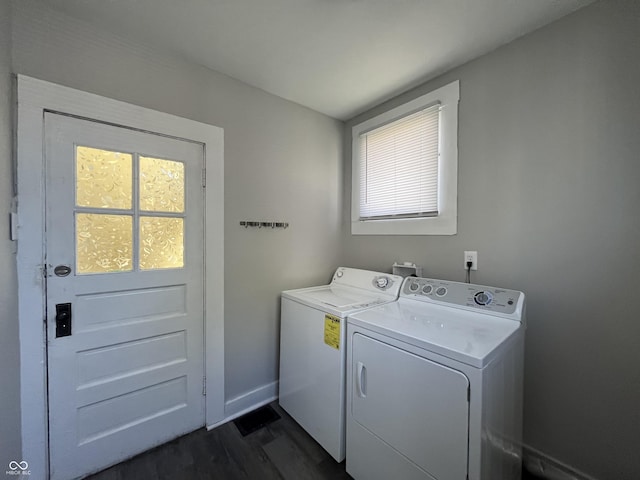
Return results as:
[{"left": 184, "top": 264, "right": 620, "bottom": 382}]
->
[{"left": 324, "top": 314, "right": 341, "bottom": 350}]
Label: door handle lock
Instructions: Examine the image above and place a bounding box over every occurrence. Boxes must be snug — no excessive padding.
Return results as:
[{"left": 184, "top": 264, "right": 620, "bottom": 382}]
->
[{"left": 55, "top": 303, "right": 72, "bottom": 338}]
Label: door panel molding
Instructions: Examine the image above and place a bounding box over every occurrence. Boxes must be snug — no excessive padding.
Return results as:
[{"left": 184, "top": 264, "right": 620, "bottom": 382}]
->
[{"left": 16, "top": 75, "right": 224, "bottom": 479}]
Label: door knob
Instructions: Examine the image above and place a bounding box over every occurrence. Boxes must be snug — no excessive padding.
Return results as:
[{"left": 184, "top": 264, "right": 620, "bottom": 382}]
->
[{"left": 54, "top": 265, "right": 72, "bottom": 277}]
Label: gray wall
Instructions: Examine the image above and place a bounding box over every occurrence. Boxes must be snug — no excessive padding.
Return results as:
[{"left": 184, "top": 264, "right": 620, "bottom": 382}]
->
[
  {"left": 0, "top": 0, "right": 22, "bottom": 470},
  {"left": 343, "top": 1, "right": 640, "bottom": 479},
  {"left": 9, "top": 0, "right": 343, "bottom": 413}
]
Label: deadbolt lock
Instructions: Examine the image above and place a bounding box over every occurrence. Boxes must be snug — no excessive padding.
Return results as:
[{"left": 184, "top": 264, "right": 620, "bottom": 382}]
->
[{"left": 55, "top": 303, "right": 72, "bottom": 338}]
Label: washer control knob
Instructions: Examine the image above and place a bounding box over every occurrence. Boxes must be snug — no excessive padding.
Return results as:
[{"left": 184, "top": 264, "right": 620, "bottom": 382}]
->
[
  {"left": 336, "top": 269, "right": 344, "bottom": 278},
  {"left": 474, "top": 291, "right": 493, "bottom": 306},
  {"left": 409, "top": 282, "right": 419, "bottom": 292},
  {"left": 422, "top": 285, "right": 433, "bottom": 295},
  {"left": 435, "top": 286, "right": 447, "bottom": 297},
  {"left": 375, "top": 276, "right": 389, "bottom": 289}
]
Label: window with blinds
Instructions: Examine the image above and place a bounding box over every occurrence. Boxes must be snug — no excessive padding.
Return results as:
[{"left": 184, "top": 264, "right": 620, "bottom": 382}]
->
[
  {"left": 358, "top": 104, "right": 440, "bottom": 220},
  {"left": 351, "top": 80, "right": 459, "bottom": 235}
]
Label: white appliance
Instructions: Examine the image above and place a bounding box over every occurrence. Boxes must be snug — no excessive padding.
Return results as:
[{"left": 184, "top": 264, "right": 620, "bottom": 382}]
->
[
  {"left": 346, "top": 277, "right": 526, "bottom": 480},
  {"left": 279, "top": 267, "right": 403, "bottom": 461}
]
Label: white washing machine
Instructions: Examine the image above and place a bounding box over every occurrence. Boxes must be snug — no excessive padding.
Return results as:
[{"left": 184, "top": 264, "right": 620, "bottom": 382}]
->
[
  {"left": 279, "top": 267, "right": 403, "bottom": 461},
  {"left": 346, "top": 277, "right": 526, "bottom": 480}
]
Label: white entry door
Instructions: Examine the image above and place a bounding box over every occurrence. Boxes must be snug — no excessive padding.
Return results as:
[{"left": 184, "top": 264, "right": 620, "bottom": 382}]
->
[{"left": 45, "top": 112, "right": 206, "bottom": 480}]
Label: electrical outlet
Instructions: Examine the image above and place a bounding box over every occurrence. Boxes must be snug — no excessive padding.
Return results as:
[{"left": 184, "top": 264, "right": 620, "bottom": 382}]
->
[{"left": 464, "top": 251, "right": 478, "bottom": 271}]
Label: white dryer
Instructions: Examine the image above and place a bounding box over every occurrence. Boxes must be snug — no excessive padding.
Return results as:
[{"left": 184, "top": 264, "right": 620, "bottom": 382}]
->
[
  {"left": 279, "top": 267, "right": 402, "bottom": 461},
  {"left": 346, "top": 277, "right": 526, "bottom": 480}
]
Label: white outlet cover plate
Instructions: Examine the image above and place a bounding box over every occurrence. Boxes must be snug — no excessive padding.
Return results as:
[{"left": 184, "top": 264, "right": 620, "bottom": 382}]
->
[{"left": 464, "top": 251, "right": 478, "bottom": 271}]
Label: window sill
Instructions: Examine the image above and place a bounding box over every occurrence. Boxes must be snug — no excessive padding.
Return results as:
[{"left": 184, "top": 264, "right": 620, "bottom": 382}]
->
[{"left": 351, "top": 214, "right": 457, "bottom": 235}]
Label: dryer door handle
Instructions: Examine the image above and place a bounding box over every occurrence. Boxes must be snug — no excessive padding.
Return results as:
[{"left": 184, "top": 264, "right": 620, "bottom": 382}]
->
[{"left": 356, "top": 361, "right": 367, "bottom": 398}]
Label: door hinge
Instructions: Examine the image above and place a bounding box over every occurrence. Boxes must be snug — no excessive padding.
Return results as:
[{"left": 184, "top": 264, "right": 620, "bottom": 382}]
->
[
  {"left": 202, "top": 168, "right": 206, "bottom": 188},
  {"left": 9, "top": 197, "right": 17, "bottom": 241},
  {"left": 9, "top": 212, "right": 17, "bottom": 240},
  {"left": 202, "top": 376, "right": 206, "bottom": 396}
]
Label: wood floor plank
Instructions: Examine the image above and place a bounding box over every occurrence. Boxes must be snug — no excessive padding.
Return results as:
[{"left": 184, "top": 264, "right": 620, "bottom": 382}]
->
[
  {"left": 262, "top": 434, "right": 325, "bottom": 480},
  {"left": 84, "top": 466, "right": 122, "bottom": 480},
  {"left": 316, "top": 458, "right": 352, "bottom": 480},
  {"left": 269, "top": 403, "right": 333, "bottom": 465},
  {"left": 150, "top": 436, "right": 199, "bottom": 478},
  {"left": 213, "top": 421, "right": 284, "bottom": 480}
]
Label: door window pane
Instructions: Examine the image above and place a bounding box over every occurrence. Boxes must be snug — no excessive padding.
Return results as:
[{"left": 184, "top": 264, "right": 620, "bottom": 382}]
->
[
  {"left": 76, "top": 146, "right": 132, "bottom": 209},
  {"left": 139, "top": 217, "right": 184, "bottom": 270},
  {"left": 76, "top": 213, "right": 133, "bottom": 274},
  {"left": 139, "top": 157, "right": 185, "bottom": 213}
]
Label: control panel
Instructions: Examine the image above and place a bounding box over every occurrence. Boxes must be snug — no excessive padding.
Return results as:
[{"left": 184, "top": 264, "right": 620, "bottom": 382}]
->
[
  {"left": 332, "top": 267, "right": 402, "bottom": 295},
  {"left": 402, "top": 277, "right": 523, "bottom": 316}
]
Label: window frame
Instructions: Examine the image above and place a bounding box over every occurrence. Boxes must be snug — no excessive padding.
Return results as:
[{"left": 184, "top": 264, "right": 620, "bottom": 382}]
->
[{"left": 351, "top": 80, "right": 459, "bottom": 235}]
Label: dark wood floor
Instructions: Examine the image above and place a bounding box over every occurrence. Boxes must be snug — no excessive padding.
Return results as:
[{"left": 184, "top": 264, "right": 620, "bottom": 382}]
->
[
  {"left": 86, "top": 402, "right": 350, "bottom": 480},
  {"left": 87, "top": 401, "right": 543, "bottom": 480}
]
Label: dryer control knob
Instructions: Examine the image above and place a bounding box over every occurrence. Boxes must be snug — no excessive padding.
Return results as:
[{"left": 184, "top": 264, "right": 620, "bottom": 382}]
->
[
  {"left": 474, "top": 291, "right": 493, "bottom": 306},
  {"left": 409, "top": 282, "right": 419, "bottom": 292},
  {"left": 375, "top": 276, "right": 389, "bottom": 289},
  {"left": 435, "top": 286, "right": 448, "bottom": 297}
]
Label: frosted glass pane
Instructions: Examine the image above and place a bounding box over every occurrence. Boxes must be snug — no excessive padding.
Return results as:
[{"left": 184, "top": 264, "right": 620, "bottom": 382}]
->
[
  {"left": 76, "top": 214, "right": 133, "bottom": 274},
  {"left": 139, "top": 157, "right": 185, "bottom": 212},
  {"left": 76, "top": 146, "right": 132, "bottom": 209},
  {"left": 139, "top": 217, "right": 184, "bottom": 270}
]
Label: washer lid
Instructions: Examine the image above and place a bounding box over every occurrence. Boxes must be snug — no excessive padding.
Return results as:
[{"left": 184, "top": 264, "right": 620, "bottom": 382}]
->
[
  {"left": 282, "top": 284, "right": 395, "bottom": 317},
  {"left": 347, "top": 299, "right": 522, "bottom": 368}
]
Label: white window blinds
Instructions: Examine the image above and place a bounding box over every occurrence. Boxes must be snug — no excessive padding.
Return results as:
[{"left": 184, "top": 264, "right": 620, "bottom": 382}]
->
[{"left": 358, "top": 104, "right": 440, "bottom": 220}]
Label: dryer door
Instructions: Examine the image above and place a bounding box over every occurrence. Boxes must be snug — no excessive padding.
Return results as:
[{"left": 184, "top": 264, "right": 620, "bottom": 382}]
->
[{"left": 351, "top": 333, "right": 470, "bottom": 480}]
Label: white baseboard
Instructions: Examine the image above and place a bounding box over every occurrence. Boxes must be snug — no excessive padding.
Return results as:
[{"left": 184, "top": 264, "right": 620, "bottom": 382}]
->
[
  {"left": 523, "top": 445, "right": 599, "bottom": 480},
  {"left": 206, "top": 380, "right": 279, "bottom": 431}
]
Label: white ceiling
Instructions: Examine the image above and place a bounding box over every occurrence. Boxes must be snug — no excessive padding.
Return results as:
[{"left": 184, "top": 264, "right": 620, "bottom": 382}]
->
[{"left": 46, "top": 0, "right": 594, "bottom": 120}]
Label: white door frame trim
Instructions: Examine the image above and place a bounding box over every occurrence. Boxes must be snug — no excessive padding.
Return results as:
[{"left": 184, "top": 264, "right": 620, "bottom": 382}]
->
[{"left": 15, "top": 75, "right": 224, "bottom": 479}]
